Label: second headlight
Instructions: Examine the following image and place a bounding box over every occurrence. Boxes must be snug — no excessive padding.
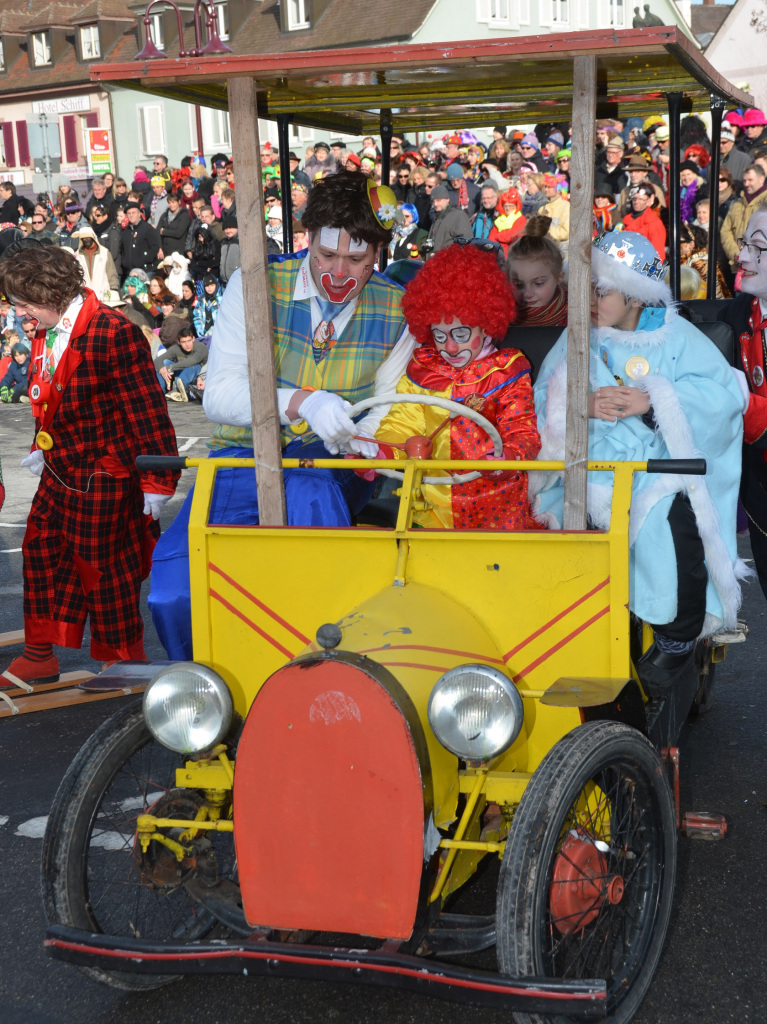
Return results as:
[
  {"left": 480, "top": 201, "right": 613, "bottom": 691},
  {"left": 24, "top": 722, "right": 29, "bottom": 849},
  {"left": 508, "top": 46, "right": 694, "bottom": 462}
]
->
[{"left": 428, "top": 664, "right": 524, "bottom": 762}]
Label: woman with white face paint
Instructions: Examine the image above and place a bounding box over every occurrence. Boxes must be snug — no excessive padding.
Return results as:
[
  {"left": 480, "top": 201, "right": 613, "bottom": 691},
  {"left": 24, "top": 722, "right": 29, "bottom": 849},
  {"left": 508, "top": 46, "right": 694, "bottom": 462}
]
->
[
  {"left": 719, "top": 207, "right": 767, "bottom": 600},
  {"left": 149, "top": 171, "right": 417, "bottom": 660}
]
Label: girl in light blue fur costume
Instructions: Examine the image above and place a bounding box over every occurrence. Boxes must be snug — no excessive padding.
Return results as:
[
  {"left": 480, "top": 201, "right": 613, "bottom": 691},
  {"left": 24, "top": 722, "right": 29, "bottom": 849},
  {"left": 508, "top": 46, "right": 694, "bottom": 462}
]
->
[{"left": 531, "top": 230, "right": 749, "bottom": 697}]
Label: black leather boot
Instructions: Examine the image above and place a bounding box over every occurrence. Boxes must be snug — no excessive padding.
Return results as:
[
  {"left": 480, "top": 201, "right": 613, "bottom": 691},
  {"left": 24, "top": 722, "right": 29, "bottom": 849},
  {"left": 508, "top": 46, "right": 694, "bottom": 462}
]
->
[{"left": 636, "top": 643, "right": 697, "bottom": 700}]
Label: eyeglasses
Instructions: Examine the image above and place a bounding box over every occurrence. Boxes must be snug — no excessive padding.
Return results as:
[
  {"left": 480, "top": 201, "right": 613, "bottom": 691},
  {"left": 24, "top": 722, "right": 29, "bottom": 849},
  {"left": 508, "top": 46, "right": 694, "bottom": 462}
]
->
[
  {"left": 31, "top": 219, "right": 44, "bottom": 224},
  {"left": 397, "top": 173, "right": 410, "bottom": 179},
  {"left": 719, "top": 178, "right": 728, "bottom": 183},
  {"left": 737, "top": 238, "right": 767, "bottom": 257},
  {"left": 424, "top": 183, "right": 434, "bottom": 190},
  {"left": 453, "top": 237, "right": 502, "bottom": 255}
]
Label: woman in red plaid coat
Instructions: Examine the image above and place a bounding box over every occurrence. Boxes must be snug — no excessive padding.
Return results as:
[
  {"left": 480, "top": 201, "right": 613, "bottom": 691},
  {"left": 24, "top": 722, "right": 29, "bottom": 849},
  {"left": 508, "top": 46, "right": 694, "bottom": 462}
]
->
[{"left": 0, "top": 244, "right": 179, "bottom": 688}]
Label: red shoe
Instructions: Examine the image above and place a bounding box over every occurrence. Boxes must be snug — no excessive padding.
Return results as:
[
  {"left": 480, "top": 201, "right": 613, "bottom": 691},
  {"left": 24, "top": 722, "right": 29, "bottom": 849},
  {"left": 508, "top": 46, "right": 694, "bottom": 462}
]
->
[{"left": 0, "top": 654, "right": 60, "bottom": 690}]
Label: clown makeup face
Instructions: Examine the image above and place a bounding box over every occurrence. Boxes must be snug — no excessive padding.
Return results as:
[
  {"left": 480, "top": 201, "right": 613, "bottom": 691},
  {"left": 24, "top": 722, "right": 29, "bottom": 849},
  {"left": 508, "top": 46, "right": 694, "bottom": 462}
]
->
[
  {"left": 508, "top": 257, "right": 564, "bottom": 309},
  {"left": 308, "top": 227, "right": 376, "bottom": 304},
  {"left": 431, "top": 319, "right": 489, "bottom": 368},
  {"left": 738, "top": 210, "right": 767, "bottom": 298}
]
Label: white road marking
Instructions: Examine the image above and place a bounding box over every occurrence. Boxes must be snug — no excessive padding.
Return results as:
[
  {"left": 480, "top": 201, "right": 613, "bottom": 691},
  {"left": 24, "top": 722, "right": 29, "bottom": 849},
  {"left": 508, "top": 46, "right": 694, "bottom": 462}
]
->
[
  {"left": 14, "top": 792, "right": 167, "bottom": 842},
  {"left": 0, "top": 523, "right": 26, "bottom": 528},
  {"left": 0, "top": 815, "right": 8, "bottom": 827},
  {"left": 177, "top": 436, "right": 202, "bottom": 452},
  {"left": 0, "top": 549, "right": 22, "bottom": 554},
  {"left": 15, "top": 815, "right": 48, "bottom": 838}
]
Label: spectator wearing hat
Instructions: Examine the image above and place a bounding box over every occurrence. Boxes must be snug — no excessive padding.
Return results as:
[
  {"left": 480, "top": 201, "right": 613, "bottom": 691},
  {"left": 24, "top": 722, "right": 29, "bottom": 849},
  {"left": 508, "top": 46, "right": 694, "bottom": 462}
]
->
[
  {"left": 595, "top": 135, "right": 629, "bottom": 196},
  {"left": 58, "top": 200, "right": 88, "bottom": 251},
  {"left": 75, "top": 225, "right": 120, "bottom": 299},
  {"left": 288, "top": 151, "right": 311, "bottom": 190},
  {"left": 539, "top": 174, "right": 571, "bottom": 256},
  {"left": 721, "top": 163, "right": 767, "bottom": 272},
  {"left": 488, "top": 187, "right": 526, "bottom": 258},
  {"left": 148, "top": 176, "right": 168, "bottom": 228},
  {"left": 291, "top": 180, "right": 309, "bottom": 220},
  {"left": 304, "top": 141, "right": 337, "bottom": 180},
  {"left": 189, "top": 222, "right": 221, "bottom": 281},
  {"left": 543, "top": 131, "right": 564, "bottom": 172},
  {"left": 555, "top": 148, "right": 571, "bottom": 185},
  {"left": 265, "top": 205, "right": 283, "bottom": 253},
  {"left": 443, "top": 134, "right": 464, "bottom": 167},
  {"left": 345, "top": 152, "right": 362, "bottom": 173},
  {"left": 426, "top": 184, "right": 472, "bottom": 254},
  {"left": 519, "top": 133, "right": 547, "bottom": 172},
  {"left": 651, "top": 124, "right": 672, "bottom": 193},
  {"left": 593, "top": 184, "right": 617, "bottom": 236},
  {"left": 622, "top": 183, "right": 666, "bottom": 258},
  {"left": 193, "top": 274, "right": 224, "bottom": 337},
  {"left": 120, "top": 201, "right": 161, "bottom": 276},
  {"left": 720, "top": 125, "right": 751, "bottom": 188},
  {"left": 446, "top": 161, "right": 480, "bottom": 215},
  {"left": 679, "top": 160, "right": 705, "bottom": 224},
  {"left": 219, "top": 213, "right": 241, "bottom": 285},
  {"left": 492, "top": 125, "right": 508, "bottom": 141},
  {"left": 390, "top": 203, "right": 427, "bottom": 261},
  {"left": 157, "top": 192, "right": 192, "bottom": 263},
  {"left": 738, "top": 109, "right": 767, "bottom": 158},
  {"left": 715, "top": 167, "right": 738, "bottom": 231},
  {"left": 617, "top": 154, "right": 666, "bottom": 216}
]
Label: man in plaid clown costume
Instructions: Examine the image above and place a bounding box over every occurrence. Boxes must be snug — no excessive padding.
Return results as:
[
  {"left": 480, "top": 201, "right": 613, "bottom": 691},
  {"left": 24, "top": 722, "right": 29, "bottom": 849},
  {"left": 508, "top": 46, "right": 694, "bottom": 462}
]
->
[
  {"left": 0, "top": 244, "right": 179, "bottom": 689},
  {"left": 150, "top": 170, "right": 415, "bottom": 659}
]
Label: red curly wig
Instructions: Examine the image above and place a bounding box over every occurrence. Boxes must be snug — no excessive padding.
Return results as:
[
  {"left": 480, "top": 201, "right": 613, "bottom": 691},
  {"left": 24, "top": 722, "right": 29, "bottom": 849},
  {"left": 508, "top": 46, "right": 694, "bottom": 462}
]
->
[
  {"left": 684, "top": 144, "right": 710, "bottom": 168},
  {"left": 401, "top": 244, "right": 516, "bottom": 346}
]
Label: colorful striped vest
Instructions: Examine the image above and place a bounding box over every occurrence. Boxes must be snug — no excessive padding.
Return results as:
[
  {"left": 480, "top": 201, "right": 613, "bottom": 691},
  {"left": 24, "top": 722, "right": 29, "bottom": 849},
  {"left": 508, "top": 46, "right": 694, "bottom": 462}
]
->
[{"left": 211, "top": 255, "right": 406, "bottom": 449}]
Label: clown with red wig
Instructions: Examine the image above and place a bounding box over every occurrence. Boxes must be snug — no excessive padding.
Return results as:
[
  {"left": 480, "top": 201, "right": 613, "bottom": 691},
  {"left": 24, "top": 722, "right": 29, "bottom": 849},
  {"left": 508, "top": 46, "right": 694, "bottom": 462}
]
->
[{"left": 372, "top": 244, "right": 542, "bottom": 530}]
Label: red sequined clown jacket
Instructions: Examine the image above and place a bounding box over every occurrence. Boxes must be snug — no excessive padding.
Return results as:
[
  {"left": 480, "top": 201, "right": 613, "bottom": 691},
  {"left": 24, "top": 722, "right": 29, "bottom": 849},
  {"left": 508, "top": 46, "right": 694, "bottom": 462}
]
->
[{"left": 376, "top": 343, "right": 542, "bottom": 530}]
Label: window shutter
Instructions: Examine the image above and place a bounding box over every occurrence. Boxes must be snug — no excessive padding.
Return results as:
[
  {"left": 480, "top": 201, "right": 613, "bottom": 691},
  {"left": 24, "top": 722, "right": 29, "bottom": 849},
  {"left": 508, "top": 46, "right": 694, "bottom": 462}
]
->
[
  {"left": 576, "top": 0, "right": 589, "bottom": 27},
  {"left": 596, "top": 0, "right": 611, "bottom": 26},
  {"left": 15, "top": 121, "right": 30, "bottom": 165},
  {"left": 517, "top": 0, "right": 530, "bottom": 24},
  {"left": 85, "top": 112, "right": 99, "bottom": 128},
  {"left": 139, "top": 105, "right": 166, "bottom": 156},
  {"left": 476, "top": 0, "right": 491, "bottom": 23},
  {"left": 2, "top": 123, "right": 16, "bottom": 167},
  {"left": 62, "top": 114, "right": 78, "bottom": 163},
  {"left": 539, "top": 0, "right": 553, "bottom": 26}
]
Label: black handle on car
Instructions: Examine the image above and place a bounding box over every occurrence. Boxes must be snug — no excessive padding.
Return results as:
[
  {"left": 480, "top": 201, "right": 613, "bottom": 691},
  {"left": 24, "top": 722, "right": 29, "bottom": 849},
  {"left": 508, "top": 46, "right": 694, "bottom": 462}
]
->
[
  {"left": 136, "top": 456, "right": 189, "bottom": 471},
  {"left": 646, "top": 459, "right": 706, "bottom": 475}
]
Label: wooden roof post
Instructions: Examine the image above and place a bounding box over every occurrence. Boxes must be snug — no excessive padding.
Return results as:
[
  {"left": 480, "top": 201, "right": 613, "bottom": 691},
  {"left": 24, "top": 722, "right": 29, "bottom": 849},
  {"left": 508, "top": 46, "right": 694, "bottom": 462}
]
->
[
  {"left": 227, "top": 75, "right": 287, "bottom": 526},
  {"left": 562, "top": 55, "right": 596, "bottom": 530}
]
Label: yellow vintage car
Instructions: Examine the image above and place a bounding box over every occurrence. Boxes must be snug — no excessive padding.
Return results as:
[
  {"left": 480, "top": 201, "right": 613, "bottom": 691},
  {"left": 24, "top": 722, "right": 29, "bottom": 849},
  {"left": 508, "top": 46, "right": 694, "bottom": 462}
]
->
[{"left": 42, "top": 22, "right": 747, "bottom": 1024}]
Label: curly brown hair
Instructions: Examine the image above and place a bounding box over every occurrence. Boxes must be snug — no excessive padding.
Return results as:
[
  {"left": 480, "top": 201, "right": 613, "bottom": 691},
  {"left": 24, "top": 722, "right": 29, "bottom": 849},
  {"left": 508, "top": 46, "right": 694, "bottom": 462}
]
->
[
  {"left": 0, "top": 245, "right": 84, "bottom": 311},
  {"left": 302, "top": 170, "right": 392, "bottom": 246}
]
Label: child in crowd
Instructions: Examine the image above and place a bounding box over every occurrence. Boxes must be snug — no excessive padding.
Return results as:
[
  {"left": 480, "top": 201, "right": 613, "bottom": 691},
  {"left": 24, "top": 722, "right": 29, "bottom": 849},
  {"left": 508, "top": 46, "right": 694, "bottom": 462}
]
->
[
  {"left": 367, "top": 244, "right": 542, "bottom": 530},
  {"left": 158, "top": 293, "right": 191, "bottom": 349},
  {"left": 593, "top": 184, "right": 617, "bottom": 236},
  {"left": 0, "top": 337, "right": 12, "bottom": 381},
  {"left": 531, "top": 230, "right": 746, "bottom": 696},
  {"left": 179, "top": 280, "right": 198, "bottom": 330},
  {"left": 488, "top": 187, "right": 526, "bottom": 257},
  {"left": 505, "top": 217, "right": 568, "bottom": 326},
  {"left": 0, "top": 342, "right": 30, "bottom": 403},
  {"left": 193, "top": 274, "right": 223, "bottom": 337}
]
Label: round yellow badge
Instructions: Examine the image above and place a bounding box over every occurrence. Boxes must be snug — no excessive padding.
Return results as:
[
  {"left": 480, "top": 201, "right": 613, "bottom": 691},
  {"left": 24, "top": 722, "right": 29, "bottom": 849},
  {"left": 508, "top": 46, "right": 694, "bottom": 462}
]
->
[
  {"left": 289, "top": 420, "right": 309, "bottom": 435},
  {"left": 624, "top": 356, "right": 650, "bottom": 379},
  {"left": 35, "top": 430, "right": 54, "bottom": 451}
]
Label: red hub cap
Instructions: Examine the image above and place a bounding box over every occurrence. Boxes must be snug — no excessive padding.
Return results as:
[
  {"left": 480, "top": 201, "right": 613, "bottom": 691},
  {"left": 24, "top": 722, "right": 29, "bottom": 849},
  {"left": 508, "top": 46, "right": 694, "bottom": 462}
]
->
[{"left": 549, "top": 833, "right": 623, "bottom": 936}]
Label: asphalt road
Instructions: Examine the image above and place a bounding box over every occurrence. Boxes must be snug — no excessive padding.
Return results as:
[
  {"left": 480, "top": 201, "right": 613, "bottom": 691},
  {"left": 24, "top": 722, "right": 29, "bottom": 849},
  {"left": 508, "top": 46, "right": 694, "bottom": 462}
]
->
[{"left": 0, "top": 399, "right": 765, "bottom": 1024}]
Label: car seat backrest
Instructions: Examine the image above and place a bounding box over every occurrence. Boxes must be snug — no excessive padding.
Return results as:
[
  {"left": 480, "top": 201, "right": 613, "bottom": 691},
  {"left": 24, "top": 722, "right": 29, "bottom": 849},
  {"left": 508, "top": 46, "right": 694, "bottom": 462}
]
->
[
  {"left": 696, "top": 320, "right": 735, "bottom": 366},
  {"left": 684, "top": 298, "right": 731, "bottom": 324}
]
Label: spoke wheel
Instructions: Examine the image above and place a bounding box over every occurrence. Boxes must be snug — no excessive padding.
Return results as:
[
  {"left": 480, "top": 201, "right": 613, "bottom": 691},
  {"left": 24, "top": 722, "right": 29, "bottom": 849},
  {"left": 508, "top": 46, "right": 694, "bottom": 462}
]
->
[
  {"left": 497, "top": 721, "right": 676, "bottom": 1024},
  {"left": 42, "top": 700, "right": 236, "bottom": 990}
]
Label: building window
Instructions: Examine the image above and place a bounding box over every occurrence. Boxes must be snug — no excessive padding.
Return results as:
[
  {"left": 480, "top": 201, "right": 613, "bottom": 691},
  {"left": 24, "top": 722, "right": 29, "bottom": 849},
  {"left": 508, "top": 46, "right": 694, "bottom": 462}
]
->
[
  {"left": 476, "top": 0, "right": 512, "bottom": 27},
  {"left": 189, "top": 105, "right": 231, "bottom": 150},
  {"left": 215, "top": 2, "right": 229, "bottom": 41},
  {"left": 539, "top": 0, "right": 569, "bottom": 26},
  {"left": 79, "top": 25, "right": 101, "bottom": 60},
  {"left": 598, "top": 0, "right": 625, "bottom": 28},
  {"left": 0, "top": 39, "right": 5, "bottom": 72},
  {"left": 288, "top": 0, "right": 310, "bottom": 30},
  {"left": 289, "top": 123, "right": 314, "bottom": 144},
  {"left": 32, "top": 31, "right": 52, "bottom": 67},
  {"left": 148, "top": 12, "right": 165, "bottom": 49},
  {"left": 137, "top": 103, "right": 166, "bottom": 156}
]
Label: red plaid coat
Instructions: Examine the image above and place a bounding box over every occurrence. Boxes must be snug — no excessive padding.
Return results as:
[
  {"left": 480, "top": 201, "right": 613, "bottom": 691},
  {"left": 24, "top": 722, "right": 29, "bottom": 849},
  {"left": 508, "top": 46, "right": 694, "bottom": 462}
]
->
[{"left": 23, "top": 289, "right": 179, "bottom": 660}]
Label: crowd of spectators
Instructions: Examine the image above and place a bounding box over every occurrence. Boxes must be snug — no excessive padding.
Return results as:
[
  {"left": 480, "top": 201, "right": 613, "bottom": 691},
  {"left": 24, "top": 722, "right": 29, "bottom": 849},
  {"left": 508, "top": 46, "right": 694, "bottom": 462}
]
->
[{"left": 2, "top": 106, "right": 766, "bottom": 399}]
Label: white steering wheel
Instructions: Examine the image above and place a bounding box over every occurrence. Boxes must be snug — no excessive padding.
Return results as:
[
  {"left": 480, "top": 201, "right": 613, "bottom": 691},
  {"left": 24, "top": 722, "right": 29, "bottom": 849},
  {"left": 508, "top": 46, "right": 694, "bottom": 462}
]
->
[{"left": 347, "top": 392, "right": 503, "bottom": 485}]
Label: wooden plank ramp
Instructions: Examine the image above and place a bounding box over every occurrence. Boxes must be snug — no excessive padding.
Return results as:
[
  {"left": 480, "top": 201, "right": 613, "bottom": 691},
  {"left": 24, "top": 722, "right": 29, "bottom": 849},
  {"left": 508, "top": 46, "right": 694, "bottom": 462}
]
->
[
  {"left": 0, "top": 672, "right": 146, "bottom": 718},
  {"left": 0, "top": 629, "right": 25, "bottom": 649}
]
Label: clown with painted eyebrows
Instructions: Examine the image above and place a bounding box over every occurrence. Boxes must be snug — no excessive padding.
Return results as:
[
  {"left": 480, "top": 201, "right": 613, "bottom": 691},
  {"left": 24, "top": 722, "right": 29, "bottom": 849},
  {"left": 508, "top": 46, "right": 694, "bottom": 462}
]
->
[
  {"left": 149, "top": 171, "right": 415, "bottom": 659},
  {"left": 370, "top": 243, "right": 542, "bottom": 531}
]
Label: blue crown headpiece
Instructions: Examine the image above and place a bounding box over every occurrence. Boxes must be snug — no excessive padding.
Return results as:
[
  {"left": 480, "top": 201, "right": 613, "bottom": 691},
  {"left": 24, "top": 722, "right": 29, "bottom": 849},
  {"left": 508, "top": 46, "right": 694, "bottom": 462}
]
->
[{"left": 592, "top": 230, "right": 668, "bottom": 283}]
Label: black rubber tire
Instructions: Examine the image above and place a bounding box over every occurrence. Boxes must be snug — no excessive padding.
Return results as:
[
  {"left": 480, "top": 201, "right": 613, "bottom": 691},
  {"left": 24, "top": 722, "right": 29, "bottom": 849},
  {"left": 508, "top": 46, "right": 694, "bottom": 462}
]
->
[
  {"left": 42, "top": 699, "right": 235, "bottom": 990},
  {"left": 496, "top": 721, "right": 677, "bottom": 1024}
]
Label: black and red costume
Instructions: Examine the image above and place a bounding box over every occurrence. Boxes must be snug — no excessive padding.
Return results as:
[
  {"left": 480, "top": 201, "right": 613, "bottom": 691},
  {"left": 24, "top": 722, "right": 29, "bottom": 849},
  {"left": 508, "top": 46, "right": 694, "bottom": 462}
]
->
[
  {"left": 720, "top": 292, "right": 767, "bottom": 598},
  {"left": 24, "top": 289, "right": 179, "bottom": 660}
]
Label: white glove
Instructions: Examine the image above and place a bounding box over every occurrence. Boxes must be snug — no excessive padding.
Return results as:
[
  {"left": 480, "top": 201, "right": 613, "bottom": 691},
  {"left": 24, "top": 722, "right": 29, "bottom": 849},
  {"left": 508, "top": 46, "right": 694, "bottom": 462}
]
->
[
  {"left": 142, "top": 492, "right": 172, "bottom": 520},
  {"left": 21, "top": 450, "right": 45, "bottom": 477},
  {"left": 298, "top": 390, "right": 356, "bottom": 454},
  {"left": 345, "top": 431, "right": 379, "bottom": 459}
]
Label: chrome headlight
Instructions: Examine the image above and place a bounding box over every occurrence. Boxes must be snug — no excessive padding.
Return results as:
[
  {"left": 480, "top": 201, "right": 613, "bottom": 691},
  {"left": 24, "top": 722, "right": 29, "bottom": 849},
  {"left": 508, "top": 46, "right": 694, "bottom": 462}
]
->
[
  {"left": 143, "top": 663, "right": 233, "bottom": 754},
  {"left": 428, "top": 664, "right": 524, "bottom": 762}
]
